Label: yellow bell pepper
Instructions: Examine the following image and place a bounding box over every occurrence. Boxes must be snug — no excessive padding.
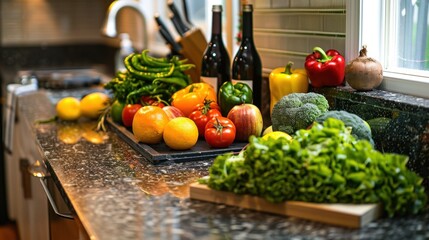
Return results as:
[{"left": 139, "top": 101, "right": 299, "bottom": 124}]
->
[{"left": 269, "top": 62, "right": 309, "bottom": 114}]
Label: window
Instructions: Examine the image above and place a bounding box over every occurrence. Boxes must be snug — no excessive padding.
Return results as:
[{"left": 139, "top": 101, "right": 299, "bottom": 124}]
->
[
  {"left": 392, "top": 0, "right": 428, "bottom": 71},
  {"left": 347, "top": 0, "right": 429, "bottom": 98}
]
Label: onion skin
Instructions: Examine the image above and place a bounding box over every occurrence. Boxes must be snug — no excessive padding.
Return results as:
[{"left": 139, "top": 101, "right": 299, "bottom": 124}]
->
[
  {"left": 162, "top": 106, "right": 184, "bottom": 121},
  {"left": 346, "top": 46, "right": 383, "bottom": 91}
]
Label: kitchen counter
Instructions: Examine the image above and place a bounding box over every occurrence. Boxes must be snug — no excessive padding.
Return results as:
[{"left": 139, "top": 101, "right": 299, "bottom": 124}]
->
[{"left": 19, "top": 89, "right": 429, "bottom": 240}]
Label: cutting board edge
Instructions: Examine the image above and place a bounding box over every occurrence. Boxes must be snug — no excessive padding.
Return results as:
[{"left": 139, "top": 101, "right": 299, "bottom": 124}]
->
[{"left": 189, "top": 182, "right": 382, "bottom": 228}]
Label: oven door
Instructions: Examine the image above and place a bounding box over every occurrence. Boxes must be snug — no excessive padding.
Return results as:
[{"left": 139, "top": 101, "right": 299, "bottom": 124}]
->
[
  {"left": 39, "top": 176, "right": 78, "bottom": 240},
  {"left": 35, "top": 169, "right": 89, "bottom": 240}
]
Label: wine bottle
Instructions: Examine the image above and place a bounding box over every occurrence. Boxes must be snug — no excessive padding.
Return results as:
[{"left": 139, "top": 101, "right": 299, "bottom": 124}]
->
[
  {"left": 232, "top": 4, "right": 262, "bottom": 109},
  {"left": 200, "top": 5, "right": 231, "bottom": 94}
]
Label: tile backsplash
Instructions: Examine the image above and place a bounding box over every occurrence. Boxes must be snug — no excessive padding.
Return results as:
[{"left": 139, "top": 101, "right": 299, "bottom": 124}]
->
[
  {"left": 1, "top": 0, "right": 148, "bottom": 50},
  {"left": 2, "top": 0, "right": 346, "bottom": 71},
  {"left": 251, "top": 0, "right": 346, "bottom": 72},
  {"left": 1, "top": 0, "right": 111, "bottom": 45}
]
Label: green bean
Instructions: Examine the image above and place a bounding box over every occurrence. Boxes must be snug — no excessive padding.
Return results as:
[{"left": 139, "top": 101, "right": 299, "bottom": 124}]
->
[
  {"left": 124, "top": 55, "right": 152, "bottom": 81},
  {"left": 176, "top": 64, "right": 195, "bottom": 71},
  {"left": 153, "top": 77, "right": 188, "bottom": 88},
  {"left": 125, "top": 55, "right": 175, "bottom": 80},
  {"left": 126, "top": 84, "right": 156, "bottom": 104},
  {"left": 140, "top": 50, "right": 173, "bottom": 67},
  {"left": 171, "top": 56, "right": 190, "bottom": 65},
  {"left": 131, "top": 54, "right": 173, "bottom": 72},
  {"left": 149, "top": 87, "right": 169, "bottom": 95}
]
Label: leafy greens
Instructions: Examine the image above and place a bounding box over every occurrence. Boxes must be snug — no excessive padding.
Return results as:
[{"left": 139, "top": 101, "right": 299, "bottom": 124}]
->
[{"left": 200, "top": 118, "right": 427, "bottom": 217}]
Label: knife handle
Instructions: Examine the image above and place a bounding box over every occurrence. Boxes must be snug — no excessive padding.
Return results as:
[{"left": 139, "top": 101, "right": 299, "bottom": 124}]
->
[
  {"left": 154, "top": 14, "right": 182, "bottom": 53},
  {"left": 169, "top": 13, "right": 186, "bottom": 36},
  {"left": 167, "top": 0, "right": 190, "bottom": 35},
  {"left": 181, "top": 0, "right": 193, "bottom": 26},
  {"left": 160, "top": 28, "right": 182, "bottom": 54}
]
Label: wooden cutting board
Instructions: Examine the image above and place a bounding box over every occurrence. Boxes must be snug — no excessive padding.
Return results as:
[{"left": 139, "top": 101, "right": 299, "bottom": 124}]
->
[{"left": 189, "top": 182, "right": 382, "bottom": 228}]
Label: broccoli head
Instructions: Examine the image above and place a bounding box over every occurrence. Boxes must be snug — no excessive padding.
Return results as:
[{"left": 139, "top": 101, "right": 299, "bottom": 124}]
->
[
  {"left": 316, "top": 110, "right": 374, "bottom": 146},
  {"left": 271, "top": 92, "right": 329, "bottom": 134}
]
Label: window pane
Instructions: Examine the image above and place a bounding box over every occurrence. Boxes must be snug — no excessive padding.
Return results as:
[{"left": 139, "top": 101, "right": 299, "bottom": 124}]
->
[{"left": 396, "top": 0, "right": 429, "bottom": 71}]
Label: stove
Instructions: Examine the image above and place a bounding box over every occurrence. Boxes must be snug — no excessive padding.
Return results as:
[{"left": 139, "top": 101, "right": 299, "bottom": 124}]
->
[{"left": 16, "top": 68, "right": 108, "bottom": 89}]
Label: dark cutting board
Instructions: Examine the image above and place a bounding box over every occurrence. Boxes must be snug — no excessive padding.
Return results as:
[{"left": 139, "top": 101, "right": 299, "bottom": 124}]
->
[{"left": 107, "top": 117, "right": 247, "bottom": 164}]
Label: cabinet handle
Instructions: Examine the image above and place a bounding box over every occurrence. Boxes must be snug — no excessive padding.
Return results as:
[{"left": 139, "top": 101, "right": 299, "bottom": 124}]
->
[
  {"left": 27, "top": 160, "right": 50, "bottom": 178},
  {"left": 19, "top": 159, "right": 32, "bottom": 199},
  {"left": 39, "top": 177, "right": 74, "bottom": 219}
]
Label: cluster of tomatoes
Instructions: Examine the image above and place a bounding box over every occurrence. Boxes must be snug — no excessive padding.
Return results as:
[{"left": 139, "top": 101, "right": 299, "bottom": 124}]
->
[
  {"left": 187, "top": 100, "right": 236, "bottom": 148},
  {"left": 110, "top": 83, "right": 238, "bottom": 149}
]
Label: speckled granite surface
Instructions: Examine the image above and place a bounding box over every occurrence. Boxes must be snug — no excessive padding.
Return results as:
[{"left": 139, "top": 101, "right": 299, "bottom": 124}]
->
[{"left": 18, "top": 90, "right": 429, "bottom": 240}]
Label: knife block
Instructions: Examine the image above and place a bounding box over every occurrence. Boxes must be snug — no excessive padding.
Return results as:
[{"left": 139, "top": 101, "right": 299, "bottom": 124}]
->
[{"left": 178, "top": 28, "right": 207, "bottom": 83}]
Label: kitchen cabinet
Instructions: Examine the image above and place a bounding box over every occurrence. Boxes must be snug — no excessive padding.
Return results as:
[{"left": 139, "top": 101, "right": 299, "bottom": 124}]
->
[
  {"left": 5, "top": 86, "right": 49, "bottom": 240},
  {"left": 3, "top": 72, "right": 97, "bottom": 240}
]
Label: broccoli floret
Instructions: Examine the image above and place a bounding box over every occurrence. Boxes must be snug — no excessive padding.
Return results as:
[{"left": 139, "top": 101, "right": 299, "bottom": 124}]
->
[
  {"left": 316, "top": 110, "right": 374, "bottom": 145},
  {"left": 271, "top": 92, "right": 329, "bottom": 134}
]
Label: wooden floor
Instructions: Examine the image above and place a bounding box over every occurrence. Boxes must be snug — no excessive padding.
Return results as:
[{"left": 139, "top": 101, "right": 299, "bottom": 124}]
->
[{"left": 0, "top": 223, "right": 19, "bottom": 240}]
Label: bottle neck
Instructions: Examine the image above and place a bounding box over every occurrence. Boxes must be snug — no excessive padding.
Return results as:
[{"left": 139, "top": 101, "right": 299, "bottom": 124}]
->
[
  {"left": 211, "top": 11, "right": 222, "bottom": 36},
  {"left": 242, "top": 10, "right": 253, "bottom": 40}
]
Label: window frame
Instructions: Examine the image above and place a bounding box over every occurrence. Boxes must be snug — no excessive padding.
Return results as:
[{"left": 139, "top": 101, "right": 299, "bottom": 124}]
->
[{"left": 346, "top": 0, "right": 429, "bottom": 99}]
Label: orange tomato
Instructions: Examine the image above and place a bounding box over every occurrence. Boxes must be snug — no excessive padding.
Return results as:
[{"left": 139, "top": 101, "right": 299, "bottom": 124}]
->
[
  {"left": 132, "top": 106, "right": 170, "bottom": 144},
  {"left": 171, "top": 83, "right": 217, "bottom": 117}
]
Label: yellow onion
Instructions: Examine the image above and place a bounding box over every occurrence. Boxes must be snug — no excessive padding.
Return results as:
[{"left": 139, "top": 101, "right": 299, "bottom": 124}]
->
[{"left": 345, "top": 45, "right": 383, "bottom": 91}]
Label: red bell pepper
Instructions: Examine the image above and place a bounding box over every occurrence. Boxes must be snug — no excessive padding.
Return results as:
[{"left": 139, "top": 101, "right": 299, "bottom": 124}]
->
[{"left": 304, "top": 47, "right": 345, "bottom": 88}]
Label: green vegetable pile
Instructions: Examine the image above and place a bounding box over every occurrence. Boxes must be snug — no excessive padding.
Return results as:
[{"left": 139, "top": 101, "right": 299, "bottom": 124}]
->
[
  {"left": 105, "top": 50, "right": 194, "bottom": 104},
  {"left": 271, "top": 92, "right": 329, "bottom": 135},
  {"left": 316, "top": 110, "right": 374, "bottom": 146},
  {"left": 200, "top": 118, "right": 427, "bottom": 217}
]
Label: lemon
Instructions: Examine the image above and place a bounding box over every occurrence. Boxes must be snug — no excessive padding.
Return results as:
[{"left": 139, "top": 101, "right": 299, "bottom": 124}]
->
[
  {"left": 80, "top": 92, "right": 110, "bottom": 119},
  {"left": 163, "top": 117, "right": 198, "bottom": 150},
  {"left": 262, "top": 131, "right": 293, "bottom": 141},
  {"left": 56, "top": 97, "right": 81, "bottom": 121},
  {"left": 262, "top": 126, "right": 273, "bottom": 136},
  {"left": 132, "top": 106, "right": 170, "bottom": 144}
]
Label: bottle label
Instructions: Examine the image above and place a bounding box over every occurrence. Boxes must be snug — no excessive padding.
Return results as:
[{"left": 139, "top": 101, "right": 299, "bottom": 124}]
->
[
  {"left": 201, "top": 76, "right": 218, "bottom": 93},
  {"left": 232, "top": 79, "right": 253, "bottom": 90}
]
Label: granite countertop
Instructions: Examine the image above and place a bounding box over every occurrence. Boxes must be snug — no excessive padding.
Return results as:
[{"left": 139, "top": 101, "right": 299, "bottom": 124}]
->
[{"left": 19, "top": 89, "right": 429, "bottom": 240}]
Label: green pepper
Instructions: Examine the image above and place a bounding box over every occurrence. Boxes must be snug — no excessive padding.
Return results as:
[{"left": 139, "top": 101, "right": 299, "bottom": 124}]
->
[{"left": 218, "top": 81, "right": 253, "bottom": 116}]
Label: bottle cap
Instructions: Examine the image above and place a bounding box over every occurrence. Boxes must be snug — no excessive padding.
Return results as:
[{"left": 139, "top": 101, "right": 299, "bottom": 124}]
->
[
  {"left": 243, "top": 4, "right": 253, "bottom": 12},
  {"left": 212, "top": 5, "right": 222, "bottom": 12}
]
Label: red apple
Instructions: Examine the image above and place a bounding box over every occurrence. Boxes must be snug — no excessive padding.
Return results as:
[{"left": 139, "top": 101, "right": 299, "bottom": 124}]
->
[
  {"left": 162, "top": 106, "right": 184, "bottom": 120},
  {"left": 227, "top": 104, "right": 263, "bottom": 142}
]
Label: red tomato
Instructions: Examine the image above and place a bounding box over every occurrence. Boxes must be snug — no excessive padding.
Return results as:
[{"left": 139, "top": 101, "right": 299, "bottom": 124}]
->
[
  {"left": 122, "top": 103, "right": 142, "bottom": 127},
  {"left": 141, "top": 96, "right": 154, "bottom": 104},
  {"left": 189, "top": 101, "right": 222, "bottom": 137},
  {"left": 204, "top": 117, "right": 236, "bottom": 148},
  {"left": 194, "top": 100, "right": 220, "bottom": 111},
  {"left": 140, "top": 96, "right": 165, "bottom": 108},
  {"left": 150, "top": 101, "right": 165, "bottom": 108}
]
